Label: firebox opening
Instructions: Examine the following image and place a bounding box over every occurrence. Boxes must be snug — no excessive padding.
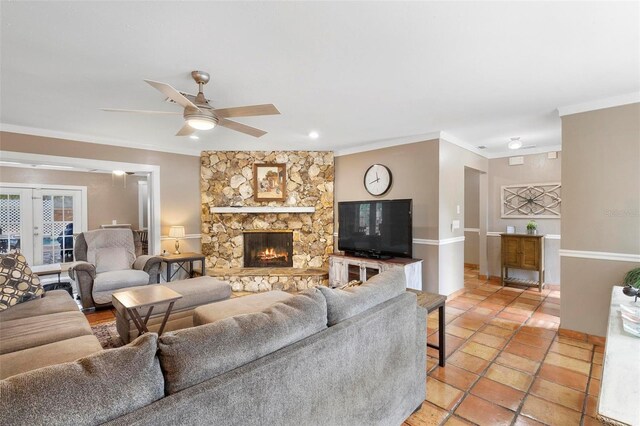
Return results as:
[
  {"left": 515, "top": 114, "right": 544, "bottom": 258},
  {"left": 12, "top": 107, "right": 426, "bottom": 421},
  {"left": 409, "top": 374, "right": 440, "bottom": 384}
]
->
[{"left": 243, "top": 231, "right": 293, "bottom": 268}]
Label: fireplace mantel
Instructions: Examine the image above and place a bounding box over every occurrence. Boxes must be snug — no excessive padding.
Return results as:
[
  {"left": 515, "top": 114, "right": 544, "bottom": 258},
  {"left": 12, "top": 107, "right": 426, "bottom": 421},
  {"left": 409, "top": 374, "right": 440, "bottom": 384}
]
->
[{"left": 210, "top": 206, "right": 316, "bottom": 214}]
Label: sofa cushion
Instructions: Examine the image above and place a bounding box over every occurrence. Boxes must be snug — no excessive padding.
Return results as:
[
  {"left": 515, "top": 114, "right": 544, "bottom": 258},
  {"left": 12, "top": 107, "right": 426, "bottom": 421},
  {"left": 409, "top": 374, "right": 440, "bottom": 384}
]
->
[
  {"left": 158, "top": 288, "right": 327, "bottom": 394},
  {"left": 0, "top": 335, "right": 103, "bottom": 379},
  {"left": 193, "top": 289, "right": 292, "bottom": 326},
  {"left": 0, "top": 311, "right": 93, "bottom": 355},
  {"left": 0, "top": 333, "right": 164, "bottom": 426},
  {"left": 319, "top": 267, "right": 406, "bottom": 326},
  {"left": 95, "top": 247, "right": 130, "bottom": 273},
  {"left": 0, "top": 290, "right": 78, "bottom": 322},
  {"left": 0, "top": 253, "right": 44, "bottom": 311},
  {"left": 92, "top": 270, "right": 150, "bottom": 305}
]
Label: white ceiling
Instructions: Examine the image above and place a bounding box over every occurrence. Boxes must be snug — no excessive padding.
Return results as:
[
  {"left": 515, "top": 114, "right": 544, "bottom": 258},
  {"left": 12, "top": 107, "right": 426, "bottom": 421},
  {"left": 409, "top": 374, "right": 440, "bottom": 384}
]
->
[{"left": 1, "top": 1, "right": 638, "bottom": 157}]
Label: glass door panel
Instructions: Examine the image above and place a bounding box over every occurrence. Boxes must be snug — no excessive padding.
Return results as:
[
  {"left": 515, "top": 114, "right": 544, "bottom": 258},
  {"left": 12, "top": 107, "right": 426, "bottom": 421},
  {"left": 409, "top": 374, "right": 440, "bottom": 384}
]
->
[
  {"left": 0, "top": 188, "right": 33, "bottom": 262},
  {"left": 34, "top": 190, "right": 81, "bottom": 265}
]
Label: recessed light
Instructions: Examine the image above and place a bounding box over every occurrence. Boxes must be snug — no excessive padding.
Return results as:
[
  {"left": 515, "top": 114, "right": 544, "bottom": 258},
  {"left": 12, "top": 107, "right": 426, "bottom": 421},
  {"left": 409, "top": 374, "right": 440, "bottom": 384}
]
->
[
  {"left": 190, "top": 135, "right": 199, "bottom": 140},
  {"left": 308, "top": 131, "right": 319, "bottom": 139},
  {"left": 508, "top": 137, "right": 523, "bottom": 150},
  {"left": 112, "top": 170, "right": 126, "bottom": 176}
]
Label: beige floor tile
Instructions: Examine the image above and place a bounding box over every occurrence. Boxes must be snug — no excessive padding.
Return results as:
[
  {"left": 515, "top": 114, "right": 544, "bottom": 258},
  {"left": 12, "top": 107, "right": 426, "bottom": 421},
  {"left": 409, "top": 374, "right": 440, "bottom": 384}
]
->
[
  {"left": 520, "top": 395, "right": 582, "bottom": 425},
  {"left": 405, "top": 401, "right": 449, "bottom": 426},
  {"left": 460, "top": 341, "right": 498, "bottom": 361},
  {"left": 529, "top": 377, "right": 586, "bottom": 412},
  {"left": 425, "top": 378, "right": 464, "bottom": 411},
  {"left": 545, "top": 352, "right": 591, "bottom": 376},
  {"left": 494, "top": 352, "right": 540, "bottom": 375},
  {"left": 549, "top": 341, "right": 592, "bottom": 362},
  {"left": 485, "top": 364, "right": 534, "bottom": 392}
]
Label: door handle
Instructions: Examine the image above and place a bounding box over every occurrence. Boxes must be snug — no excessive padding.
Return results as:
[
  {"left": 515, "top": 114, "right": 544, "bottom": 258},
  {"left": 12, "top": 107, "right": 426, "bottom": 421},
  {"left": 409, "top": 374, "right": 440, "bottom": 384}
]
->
[{"left": 33, "top": 232, "right": 40, "bottom": 236}]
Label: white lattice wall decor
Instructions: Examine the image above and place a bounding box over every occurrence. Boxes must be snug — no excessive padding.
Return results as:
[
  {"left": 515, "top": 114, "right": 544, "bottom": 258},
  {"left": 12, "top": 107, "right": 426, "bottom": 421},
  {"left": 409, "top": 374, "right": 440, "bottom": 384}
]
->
[{"left": 501, "top": 183, "right": 561, "bottom": 218}]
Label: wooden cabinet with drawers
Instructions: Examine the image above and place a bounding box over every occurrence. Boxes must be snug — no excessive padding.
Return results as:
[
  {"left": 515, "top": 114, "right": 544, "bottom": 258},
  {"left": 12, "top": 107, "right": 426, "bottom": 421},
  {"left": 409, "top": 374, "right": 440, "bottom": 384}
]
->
[{"left": 500, "top": 234, "right": 545, "bottom": 292}]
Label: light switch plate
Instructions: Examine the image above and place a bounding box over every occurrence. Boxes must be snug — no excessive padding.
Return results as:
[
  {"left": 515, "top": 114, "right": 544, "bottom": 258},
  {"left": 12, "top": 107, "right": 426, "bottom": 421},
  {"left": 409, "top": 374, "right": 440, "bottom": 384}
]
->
[
  {"left": 452, "top": 220, "right": 460, "bottom": 230},
  {"left": 456, "top": 205, "right": 461, "bottom": 214}
]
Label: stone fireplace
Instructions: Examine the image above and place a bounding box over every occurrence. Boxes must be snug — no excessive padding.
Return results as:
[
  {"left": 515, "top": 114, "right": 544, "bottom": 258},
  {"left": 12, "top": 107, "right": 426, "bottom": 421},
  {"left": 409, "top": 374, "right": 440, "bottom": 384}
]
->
[
  {"left": 243, "top": 231, "right": 293, "bottom": 268},
  {"left": 201, "top": 151, "right": 334, "bottom": 292}
]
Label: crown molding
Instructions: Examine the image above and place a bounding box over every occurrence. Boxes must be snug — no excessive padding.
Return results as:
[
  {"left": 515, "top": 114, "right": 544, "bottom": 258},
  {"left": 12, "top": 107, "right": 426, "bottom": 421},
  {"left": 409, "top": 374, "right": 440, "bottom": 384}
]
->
[
  {"left": 439, "top": 131, "right": 486, "bottom": 157},
  {"left": 557, "top": 92, "right": 640, "bottom": 117},
  {"left": 333, "top": 131, "right": 442, "bottom": 157},
  {"left": 0, "top": 123, "right": 202, "bottom": 157},
  {"left": 485, "top": 144, "right": 562, "bottom": 160}
]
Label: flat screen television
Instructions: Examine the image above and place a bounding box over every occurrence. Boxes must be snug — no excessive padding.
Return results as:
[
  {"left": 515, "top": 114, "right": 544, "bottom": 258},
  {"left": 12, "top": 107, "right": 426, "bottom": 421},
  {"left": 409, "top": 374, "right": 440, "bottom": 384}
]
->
[{"left": 338, "top": 199, "right": 412, "bottom": 259}]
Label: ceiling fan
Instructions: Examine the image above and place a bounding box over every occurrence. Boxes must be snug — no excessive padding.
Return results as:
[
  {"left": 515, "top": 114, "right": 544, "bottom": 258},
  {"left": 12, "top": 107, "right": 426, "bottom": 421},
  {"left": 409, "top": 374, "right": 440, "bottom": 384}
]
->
[{"left": 102, "top": 71, "right": 280, "bottom": 137}]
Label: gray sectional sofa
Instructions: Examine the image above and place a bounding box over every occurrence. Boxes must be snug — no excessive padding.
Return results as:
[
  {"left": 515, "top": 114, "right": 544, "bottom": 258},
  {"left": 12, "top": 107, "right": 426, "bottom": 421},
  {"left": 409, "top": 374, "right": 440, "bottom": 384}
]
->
[{"left": 0, "top": 268, "right": 427, "bottom": 426}]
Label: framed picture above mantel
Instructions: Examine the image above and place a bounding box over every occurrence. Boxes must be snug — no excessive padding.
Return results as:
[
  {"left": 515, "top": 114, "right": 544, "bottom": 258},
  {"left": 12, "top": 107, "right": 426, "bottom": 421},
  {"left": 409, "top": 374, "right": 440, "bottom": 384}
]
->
[{"left": 254, "top": 163, "right": 287, "bottom": 202}]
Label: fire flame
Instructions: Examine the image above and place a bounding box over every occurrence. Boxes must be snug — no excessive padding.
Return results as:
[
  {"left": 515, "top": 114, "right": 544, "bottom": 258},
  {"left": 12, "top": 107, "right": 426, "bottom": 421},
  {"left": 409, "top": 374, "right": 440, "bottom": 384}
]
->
[{"left": 257, "top": 247, "right": 288, "bottom": 261}]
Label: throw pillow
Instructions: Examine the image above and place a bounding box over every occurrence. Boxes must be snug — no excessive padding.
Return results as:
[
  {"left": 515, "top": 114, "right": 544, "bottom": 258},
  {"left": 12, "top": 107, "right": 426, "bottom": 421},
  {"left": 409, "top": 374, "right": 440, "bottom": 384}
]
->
[
  {"left": 95, "top": 247, "right": 130, "bottom": 273},
  {"left": 0, "top": 252, "right": 44, "bottom": 311}
]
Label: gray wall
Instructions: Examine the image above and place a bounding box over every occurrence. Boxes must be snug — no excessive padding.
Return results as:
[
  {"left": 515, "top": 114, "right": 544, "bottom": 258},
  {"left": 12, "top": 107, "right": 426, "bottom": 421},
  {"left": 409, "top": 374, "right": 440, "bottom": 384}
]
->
[
  {"left": 0, "top": 131, "right": 202, "bottom": 255},
  {"left": 561, "top": 103, "right": 640, "bottom": 336},
  {"left": 487, "top": 152, "right": 562, "bottom": 284},
  {"left": 438, "top": 141, "right": 488, "bottom": 294},
  {"left": 334, "top": 138, "right": 488, "bottom": 296},
  {"left": 334, "top": 139, "right": 440, "bottom": 292},
  {"left": 464, "top": 167, "right": 480, "bottom": 265},
  {"left": 0, "top": 166, "right": 144, "bottom": 230}
]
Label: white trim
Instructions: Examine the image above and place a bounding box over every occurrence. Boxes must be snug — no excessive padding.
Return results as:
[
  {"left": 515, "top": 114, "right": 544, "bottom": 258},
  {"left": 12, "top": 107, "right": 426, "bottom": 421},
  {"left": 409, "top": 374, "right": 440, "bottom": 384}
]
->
[
  {"left": 487, "top": 232, "right": 561, "bottom": 240},
  {"left": 334, "top": 132, "right": 441, "bottom": 157},
  {"left": 464, "top": 228, "right": 480, "bottom": 233},
  {"left": 137, "top": 181, "right": 148, "bottom": 230},
  {"left": 413, "top": 236, "right": 465, "bottom": 246},
  {"left": 440, "top": 132, "right": 485, "bottom": 157},
  {"left": 0, "top": 123, "right": 202, "bottom": 157},
  {"left": 0, "top": 150, "right": 162, "bottom": 255},
  {"left": 485, "top": 145, "right": 563, "bottom": 160},
  {"left": 161, "top": 233, "right": 202, "bottom": 241},
  {"left": 559, "top": 249, "right": 640, "bottom": 263},
  {"left": 557, "top": 92, "right": 640, "bottom": 117},
  {"left": 211, "top": 206, "right": 315, "bottom": 214}
]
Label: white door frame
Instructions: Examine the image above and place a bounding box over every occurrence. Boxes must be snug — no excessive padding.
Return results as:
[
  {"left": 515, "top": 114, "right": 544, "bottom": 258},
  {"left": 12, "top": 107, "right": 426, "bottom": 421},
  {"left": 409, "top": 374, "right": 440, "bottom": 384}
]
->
[{"left": 0, "top": 151, "right": 162, "bottom": 255}]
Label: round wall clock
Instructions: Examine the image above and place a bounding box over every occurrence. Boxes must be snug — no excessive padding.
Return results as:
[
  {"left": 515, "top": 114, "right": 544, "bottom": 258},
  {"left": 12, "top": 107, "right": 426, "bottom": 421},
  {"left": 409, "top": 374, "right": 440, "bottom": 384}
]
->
[{"left": 364, "top": 164, "right": 392, "bottom": 196}]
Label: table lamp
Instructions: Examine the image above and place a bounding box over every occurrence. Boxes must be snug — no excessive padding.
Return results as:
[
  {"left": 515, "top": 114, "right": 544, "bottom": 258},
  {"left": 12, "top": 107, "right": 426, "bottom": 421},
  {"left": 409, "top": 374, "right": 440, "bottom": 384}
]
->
[{"left": 168, "top": 226, "right": 185, "bottom": 254}]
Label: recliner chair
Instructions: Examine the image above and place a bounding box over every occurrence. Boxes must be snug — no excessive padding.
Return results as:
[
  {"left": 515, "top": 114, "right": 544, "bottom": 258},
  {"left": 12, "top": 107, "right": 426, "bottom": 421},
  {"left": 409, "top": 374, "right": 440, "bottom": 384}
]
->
[{"left": 69, "top": 229, "right": 161, "bottom": 310}]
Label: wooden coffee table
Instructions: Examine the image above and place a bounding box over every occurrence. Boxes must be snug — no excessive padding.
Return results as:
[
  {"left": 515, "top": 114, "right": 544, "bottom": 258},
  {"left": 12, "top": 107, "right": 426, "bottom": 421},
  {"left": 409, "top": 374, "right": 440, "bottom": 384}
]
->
[
  {"left": 407, "top": 289, "right": 447, "bottom": 367},
  {"left": 112, "top": 286, "right": 182, "bottom": 336}
]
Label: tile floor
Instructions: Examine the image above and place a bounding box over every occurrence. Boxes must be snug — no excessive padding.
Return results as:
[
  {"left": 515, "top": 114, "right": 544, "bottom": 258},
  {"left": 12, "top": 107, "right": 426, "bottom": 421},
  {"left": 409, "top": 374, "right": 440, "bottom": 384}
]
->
[{"left": 403, "top": 266, "right": 604, "bottom": 426}]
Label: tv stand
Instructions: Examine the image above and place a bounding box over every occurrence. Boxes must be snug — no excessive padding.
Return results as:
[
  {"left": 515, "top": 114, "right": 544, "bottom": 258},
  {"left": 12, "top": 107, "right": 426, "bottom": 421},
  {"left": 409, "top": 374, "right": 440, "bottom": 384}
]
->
[
  {"left": 329, "top": 253, "right": 422, "bottom": 291},
  {"left": 349, "top": 251, "right": 392, "bottom": 260}
]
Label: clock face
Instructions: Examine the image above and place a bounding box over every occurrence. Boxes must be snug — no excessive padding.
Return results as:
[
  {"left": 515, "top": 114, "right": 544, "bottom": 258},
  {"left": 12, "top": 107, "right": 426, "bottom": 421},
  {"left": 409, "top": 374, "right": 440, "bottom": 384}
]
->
[{"left": 364, "top": 164, "right": 392, "bottom": 196}]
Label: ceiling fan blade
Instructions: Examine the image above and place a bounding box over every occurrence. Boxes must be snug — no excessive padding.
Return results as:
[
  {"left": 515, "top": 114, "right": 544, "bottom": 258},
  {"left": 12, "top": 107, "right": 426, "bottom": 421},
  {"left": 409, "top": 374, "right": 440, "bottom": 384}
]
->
[
  {"left": 175, "top": 123, "right": 196, "bottom": 136},
  {"left": 144, "top": 80, "right": 200, "bottom": 111},
  {"left": 213, "top": 104, "right": 280, "bottom": 118},
  {"left": 218, "top": 119, "right": 267, "bottom": 138},
  {"left": 101, "top": 108, "right": 181, "bottom": 114}
]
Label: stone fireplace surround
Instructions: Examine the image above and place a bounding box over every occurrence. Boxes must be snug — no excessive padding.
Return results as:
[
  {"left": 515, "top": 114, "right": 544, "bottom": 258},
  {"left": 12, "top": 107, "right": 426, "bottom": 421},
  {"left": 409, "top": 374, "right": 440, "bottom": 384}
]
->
[{"left": 201, "top": 151, "right": 334, "bottom": 292}]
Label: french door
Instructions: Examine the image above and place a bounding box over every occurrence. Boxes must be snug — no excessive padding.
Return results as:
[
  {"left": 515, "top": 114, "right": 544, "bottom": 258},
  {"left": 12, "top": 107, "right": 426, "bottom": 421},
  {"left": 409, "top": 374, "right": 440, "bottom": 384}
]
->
[{"left": 0, "top": 186, "right": 84, "bottom": 266}]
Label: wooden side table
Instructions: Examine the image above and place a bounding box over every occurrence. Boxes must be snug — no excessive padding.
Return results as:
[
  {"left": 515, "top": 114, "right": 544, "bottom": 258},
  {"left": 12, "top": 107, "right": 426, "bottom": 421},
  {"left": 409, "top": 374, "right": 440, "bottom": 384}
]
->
[
  {"left": 407, "top": 288, "right": 447, "bottom": 367},
  {"left": 160, "top": 252, "right": 206, "bottom": 282},
  {"left": 112, "top": 286, "right": 182, "bottom": 336}
]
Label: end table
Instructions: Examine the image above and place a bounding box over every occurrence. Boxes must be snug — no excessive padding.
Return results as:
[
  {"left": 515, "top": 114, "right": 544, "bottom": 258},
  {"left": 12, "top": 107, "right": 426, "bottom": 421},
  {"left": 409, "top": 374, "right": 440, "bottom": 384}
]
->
[
  {"left": 160, "top": 252, "right": 206, "bottom": 282},
  {"left": 112, "top": 286, "right": 182, "bottom": 336},
  {"left": 407, "top": 288, "right": 447, "bottom": 367}
]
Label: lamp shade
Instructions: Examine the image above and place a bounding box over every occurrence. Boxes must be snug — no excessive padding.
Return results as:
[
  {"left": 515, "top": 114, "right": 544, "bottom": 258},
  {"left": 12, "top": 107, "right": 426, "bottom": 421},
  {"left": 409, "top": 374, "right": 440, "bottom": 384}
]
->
[{"left": 168, "top": 226, "right": 185, "bottom": 238}]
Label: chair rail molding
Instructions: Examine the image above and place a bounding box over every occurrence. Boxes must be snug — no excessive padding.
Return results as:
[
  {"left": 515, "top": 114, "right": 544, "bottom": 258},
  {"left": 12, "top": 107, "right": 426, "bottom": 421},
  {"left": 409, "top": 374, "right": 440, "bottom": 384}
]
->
[{"left": 559, "top": 249, "right": 640, "bottom": 263}]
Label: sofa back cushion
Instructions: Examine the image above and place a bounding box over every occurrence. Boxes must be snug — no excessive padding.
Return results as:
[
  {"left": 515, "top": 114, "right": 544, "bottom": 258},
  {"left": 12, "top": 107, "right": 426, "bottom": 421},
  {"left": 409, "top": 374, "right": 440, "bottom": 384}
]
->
[
  {"left": 0, "top": 333, "right": 164, "bottom": 425},
  {"left": 319, "top": 267, "right": 406, "bottom": 326},
  {"left": 158, "top": 288, "right": 327, "bottom": 394}
]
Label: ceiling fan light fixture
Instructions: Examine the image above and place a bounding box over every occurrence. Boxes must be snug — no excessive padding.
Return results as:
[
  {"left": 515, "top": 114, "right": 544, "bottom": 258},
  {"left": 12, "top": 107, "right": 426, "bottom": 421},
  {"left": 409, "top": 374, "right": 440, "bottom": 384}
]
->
[
  {"left": 187, "top": 118, "right": 215, "bottom": 130},
  {"left": 508, "top": 137, "right": 523, "bottom": 150}
]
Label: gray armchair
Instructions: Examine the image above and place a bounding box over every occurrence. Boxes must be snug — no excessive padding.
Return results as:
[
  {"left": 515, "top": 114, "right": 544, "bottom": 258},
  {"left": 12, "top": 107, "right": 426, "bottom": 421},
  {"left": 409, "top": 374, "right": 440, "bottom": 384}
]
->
[{"left": 69, "top": 229, "right": 161, "bottom": 310}]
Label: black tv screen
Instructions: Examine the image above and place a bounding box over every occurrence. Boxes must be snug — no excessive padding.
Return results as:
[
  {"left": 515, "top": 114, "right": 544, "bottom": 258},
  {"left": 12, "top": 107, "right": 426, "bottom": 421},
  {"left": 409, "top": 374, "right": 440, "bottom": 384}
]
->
[{"left": 338, "top": 199, "right": 412, "bottom": 258}]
